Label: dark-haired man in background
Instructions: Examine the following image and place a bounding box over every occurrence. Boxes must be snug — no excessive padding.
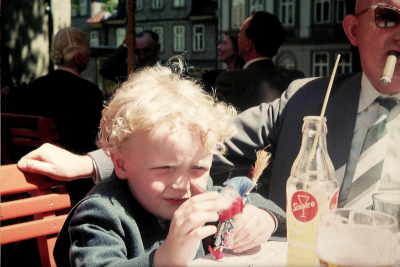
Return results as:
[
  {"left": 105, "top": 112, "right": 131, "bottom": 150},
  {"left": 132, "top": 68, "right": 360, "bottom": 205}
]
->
[
  {"left": 216, "top": 11, "right": 304, "bottom": 113},
  {"left": 100, "top": 30, "right": 161, "bottom": 83}
]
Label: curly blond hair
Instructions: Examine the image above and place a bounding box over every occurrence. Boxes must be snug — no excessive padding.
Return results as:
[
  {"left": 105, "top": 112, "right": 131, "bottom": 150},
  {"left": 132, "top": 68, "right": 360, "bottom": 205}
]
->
[{"left": 97, "top": 59, "right": 237, "bottom": 155}]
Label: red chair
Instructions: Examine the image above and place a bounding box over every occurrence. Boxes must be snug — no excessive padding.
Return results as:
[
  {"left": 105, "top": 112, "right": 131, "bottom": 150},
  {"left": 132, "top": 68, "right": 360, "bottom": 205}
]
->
[
  {"left": 1, "top": 164, "right": 72, "bottom": 267},
  {"left": 1, "top": 113, "right": 60, "bottom": 165}
]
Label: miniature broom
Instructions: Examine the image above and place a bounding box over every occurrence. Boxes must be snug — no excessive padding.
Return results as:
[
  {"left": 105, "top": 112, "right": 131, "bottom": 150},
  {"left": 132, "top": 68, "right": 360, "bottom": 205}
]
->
[{"left": 248, "top": 147, "right": 271, "bottom": 187}]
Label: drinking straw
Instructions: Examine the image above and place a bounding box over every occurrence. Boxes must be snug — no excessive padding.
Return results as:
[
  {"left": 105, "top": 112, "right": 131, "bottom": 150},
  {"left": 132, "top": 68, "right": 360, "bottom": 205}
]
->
[
  {"left": 302, "top": 55, "right": 340, "bottom": 191},
  {"left": 308, "top": 54, "right": 341, "bottom": 163}
]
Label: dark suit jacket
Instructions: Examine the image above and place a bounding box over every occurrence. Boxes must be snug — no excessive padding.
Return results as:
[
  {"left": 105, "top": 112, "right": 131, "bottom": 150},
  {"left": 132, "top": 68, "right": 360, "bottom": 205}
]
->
[
  {"left": 211, "top": 72, "right": 362, "bottom": 210},
  {"left": 215, "top": 59, "right": 304, "bottom": 112},
  {"left": 100, "top": 47, "right": 129, "bottom": 84}
]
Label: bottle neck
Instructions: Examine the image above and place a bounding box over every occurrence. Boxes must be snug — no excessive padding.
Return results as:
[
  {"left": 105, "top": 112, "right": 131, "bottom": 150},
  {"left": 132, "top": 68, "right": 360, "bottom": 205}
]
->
[
  {"left": 300, "top": 117, "right": 328, "bottom": 157},
  {"left": 290, "top": 117, "right": 333, "bottom": 178}
]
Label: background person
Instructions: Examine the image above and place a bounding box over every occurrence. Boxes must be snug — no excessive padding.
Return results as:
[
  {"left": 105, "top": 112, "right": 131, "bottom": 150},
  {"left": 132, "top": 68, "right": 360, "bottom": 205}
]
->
[
  {"left": 24, "top": 27, "right": 104, "bottom": 204},
  {"left": 215, "top": 11, "right": 305, "bottom": 113},
  {"left": 100, "top": 30, "right": 161, "bottom": 84},
  {"left": 25, "top": 27, "right": 104, "bottom": 155},
  {"left": 202, "top": 31, "right": 244, "bottom": 93}
]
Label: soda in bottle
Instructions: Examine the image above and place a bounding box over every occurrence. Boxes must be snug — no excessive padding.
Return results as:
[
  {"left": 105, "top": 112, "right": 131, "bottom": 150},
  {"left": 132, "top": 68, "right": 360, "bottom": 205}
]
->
[{"left": 286, "top": 116, "right": 339, "bottom": 266}]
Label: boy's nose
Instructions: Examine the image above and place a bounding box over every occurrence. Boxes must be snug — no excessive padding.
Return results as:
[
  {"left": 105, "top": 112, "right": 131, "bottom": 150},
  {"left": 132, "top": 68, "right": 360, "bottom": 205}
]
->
[{"left": 171, "top": 175, "right": 190, "bottom": 190}]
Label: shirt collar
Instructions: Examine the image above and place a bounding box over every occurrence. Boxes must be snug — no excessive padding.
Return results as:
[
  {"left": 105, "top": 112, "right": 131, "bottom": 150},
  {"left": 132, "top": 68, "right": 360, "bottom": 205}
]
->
[
  {"left": 243, "top": 57, "right": 269, "bottom": 69},
  {"left": 358, "top": 72, "right": 400, "bottom": 113},
  {"left": 152, "top": 60, "right": 161, "bottom": 68},
  {"left": 56, "top": 66, "right": 80, "bottom": 77}
]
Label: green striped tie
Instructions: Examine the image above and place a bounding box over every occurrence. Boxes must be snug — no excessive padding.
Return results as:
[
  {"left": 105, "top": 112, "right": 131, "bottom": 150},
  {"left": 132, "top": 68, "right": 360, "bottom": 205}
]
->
[{"left": 345, "top": 97, "right": 399, "bottom": 209}]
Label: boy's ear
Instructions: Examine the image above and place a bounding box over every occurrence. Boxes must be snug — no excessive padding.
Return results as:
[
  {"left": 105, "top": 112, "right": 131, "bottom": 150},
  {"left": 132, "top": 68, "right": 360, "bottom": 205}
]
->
[{"left": 110, "top": 151, "right": 127, "bottom": 180}]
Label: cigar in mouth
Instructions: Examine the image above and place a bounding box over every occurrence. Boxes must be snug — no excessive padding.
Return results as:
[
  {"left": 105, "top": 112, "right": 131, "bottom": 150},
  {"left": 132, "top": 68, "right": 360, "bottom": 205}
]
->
[{"left": 380, "top": 51, "right": 399, "bottom": 85}]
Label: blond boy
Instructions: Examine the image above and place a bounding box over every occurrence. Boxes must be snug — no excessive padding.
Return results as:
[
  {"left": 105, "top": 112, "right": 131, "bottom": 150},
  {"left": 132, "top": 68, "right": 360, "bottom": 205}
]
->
[{"left": 51, "top": 61, "right": 283, "bottom": 267}]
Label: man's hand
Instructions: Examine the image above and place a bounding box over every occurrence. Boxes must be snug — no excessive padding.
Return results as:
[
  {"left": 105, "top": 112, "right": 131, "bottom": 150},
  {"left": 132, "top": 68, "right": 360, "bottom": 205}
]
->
[
  {"left": 17, "top": 143, "right": 95, "bottom": 181},
  {"left": 232, "top": 205, "right": 276, "bottom": 253},
  {"left": 154, "top": 191, "right": 219, "bottom": 267}
]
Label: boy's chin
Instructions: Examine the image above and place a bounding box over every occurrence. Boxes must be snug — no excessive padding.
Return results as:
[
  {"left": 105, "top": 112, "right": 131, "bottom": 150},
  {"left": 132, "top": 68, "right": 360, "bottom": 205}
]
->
[{"left": 157, "top": 207, "right": 178, "bottom": 222}]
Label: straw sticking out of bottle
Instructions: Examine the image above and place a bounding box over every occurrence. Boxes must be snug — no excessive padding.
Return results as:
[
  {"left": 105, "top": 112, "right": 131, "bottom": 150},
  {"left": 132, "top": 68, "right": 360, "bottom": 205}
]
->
[{"left": 308, "top": 54, "right": 341, "bottom": 163}]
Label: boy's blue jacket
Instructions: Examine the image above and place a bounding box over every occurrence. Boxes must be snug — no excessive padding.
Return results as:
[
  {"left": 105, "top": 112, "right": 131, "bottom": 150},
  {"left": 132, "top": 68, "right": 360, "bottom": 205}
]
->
[{"left": 54, "top": 172, "right": 286, "bottom": 267}]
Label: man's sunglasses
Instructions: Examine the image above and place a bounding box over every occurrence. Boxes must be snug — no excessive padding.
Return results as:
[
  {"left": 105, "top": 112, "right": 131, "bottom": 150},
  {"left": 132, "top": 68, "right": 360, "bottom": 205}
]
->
[{"left": 356, "top": 5, "right": 400, "bottom": 28}]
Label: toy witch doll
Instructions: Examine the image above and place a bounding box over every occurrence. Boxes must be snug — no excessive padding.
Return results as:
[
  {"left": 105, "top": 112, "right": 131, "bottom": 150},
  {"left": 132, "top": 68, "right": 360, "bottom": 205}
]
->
[{"left": 208, "top": 149, "right": 271, "bottom": 260}]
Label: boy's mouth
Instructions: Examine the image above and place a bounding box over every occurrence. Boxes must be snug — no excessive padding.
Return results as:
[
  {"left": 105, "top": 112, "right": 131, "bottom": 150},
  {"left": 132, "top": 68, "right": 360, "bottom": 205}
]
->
[{"left": 165, "top": 198, "right": 188, "bottom": 205}]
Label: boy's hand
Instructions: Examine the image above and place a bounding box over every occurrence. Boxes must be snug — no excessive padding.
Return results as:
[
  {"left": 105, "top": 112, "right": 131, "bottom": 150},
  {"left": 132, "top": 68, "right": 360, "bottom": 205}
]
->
[
  {"left": 17, "top": 143, "right": 95, "bottom": 181},
  {"left": 232, "top": 205, "right": 276, "bottom": 253},
  {"left": 154, "top": 191, "right": 219, "bottom": 267}
]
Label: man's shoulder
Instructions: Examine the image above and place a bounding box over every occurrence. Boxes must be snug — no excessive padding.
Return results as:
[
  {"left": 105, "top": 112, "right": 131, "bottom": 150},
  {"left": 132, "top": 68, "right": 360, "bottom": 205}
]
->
[
  {"left": 284, "top": 72, "right": 362, "bottom": 103},
  {"left": 294, "top": 72, "right": 361, "bottom": 91}
]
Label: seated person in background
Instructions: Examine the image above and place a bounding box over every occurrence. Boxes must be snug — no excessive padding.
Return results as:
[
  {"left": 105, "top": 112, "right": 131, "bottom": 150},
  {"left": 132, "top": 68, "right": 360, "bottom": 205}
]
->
[
  {"left": 99, "top": 30, "right": 161, "bottom": 84},
  {"left": 53, "top": 60, "right": 285, "bottom": 267},
  {"left": 26, "top": 27, "right": 104, "bottom": 155},
  {"left": 25, "top": 27, "right": 104, "bottom": 203},
  {"left": 202, "top": 31, "right": 244, "bottom": 94}
]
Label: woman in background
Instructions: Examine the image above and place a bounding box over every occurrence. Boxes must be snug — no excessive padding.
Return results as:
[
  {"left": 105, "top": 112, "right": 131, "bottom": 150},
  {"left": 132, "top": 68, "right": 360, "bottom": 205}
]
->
[
  {"left": 26, "top": 27, "right": 104, "bottom": 204},
  {"left": 202, "top": 31, "right": 244, "bottom": 93}
]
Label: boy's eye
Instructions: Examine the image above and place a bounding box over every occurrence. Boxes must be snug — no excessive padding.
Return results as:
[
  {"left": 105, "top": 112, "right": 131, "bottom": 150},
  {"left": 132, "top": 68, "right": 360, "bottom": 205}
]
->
[
  {"left": 159, "top": 166, "right": 171, "bottom": 169},
  {"left": 192, "top": 166, "right": 204, "bottom": 170}
]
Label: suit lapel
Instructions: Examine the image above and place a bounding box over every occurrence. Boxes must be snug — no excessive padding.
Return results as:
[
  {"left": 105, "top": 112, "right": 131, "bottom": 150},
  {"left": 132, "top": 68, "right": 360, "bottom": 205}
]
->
[{"left": 324, "top": 72, "right": 361, "bottom": 187}]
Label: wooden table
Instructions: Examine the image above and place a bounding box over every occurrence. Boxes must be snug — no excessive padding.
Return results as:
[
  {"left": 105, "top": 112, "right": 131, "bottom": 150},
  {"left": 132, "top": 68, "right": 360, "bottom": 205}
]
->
[{"left": 188, "top": 241, "right": 288, "bottom": 267}]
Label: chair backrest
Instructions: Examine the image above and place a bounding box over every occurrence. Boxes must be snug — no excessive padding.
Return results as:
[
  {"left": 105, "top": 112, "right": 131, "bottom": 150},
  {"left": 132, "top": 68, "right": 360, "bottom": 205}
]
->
[
  {"left": 1, "top": 113, "right": 60, "bottom": 165},
  {"left": 1, "top": 164, "right": 72, "bottom": 267}
]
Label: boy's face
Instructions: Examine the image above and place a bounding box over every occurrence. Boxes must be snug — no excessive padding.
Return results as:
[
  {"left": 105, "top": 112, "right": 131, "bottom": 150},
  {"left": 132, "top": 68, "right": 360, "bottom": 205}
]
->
[{"left": 111, "top": 125, "right": 213, "bottom": 221}]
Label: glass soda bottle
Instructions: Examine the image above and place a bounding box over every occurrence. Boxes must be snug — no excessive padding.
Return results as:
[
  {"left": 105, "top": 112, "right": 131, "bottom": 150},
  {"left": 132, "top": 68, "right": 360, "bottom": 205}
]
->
[{"left": 286, "top": 116, "right": 339, "bottom": 266}]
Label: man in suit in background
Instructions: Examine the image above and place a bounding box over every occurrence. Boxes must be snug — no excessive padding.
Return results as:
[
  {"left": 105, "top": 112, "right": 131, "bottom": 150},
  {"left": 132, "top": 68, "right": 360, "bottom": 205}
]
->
[
  {"left": 215, "top": 11, "right": 304, "bottom": 113},
  {"left": 100, "top": 30, "right": 161, "bottom": 83}
]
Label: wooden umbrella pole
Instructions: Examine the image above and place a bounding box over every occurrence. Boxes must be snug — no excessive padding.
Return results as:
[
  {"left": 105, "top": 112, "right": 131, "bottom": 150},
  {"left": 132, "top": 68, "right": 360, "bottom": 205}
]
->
[{"left": 127, "top": 0, "right": 136, "bottom": 75}]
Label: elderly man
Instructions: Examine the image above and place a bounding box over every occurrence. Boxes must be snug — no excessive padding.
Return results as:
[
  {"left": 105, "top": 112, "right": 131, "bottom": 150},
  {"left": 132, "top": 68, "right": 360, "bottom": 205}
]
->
[
  {"left": 211, "top": 0, "right": 400, "bottom": 210},
  {"left": 17, "top": 0, "right": 400, "bottom": 253},
  {"left": 100, "top": 30, "right": 161, "bottom": 83},
  {"left": 215, "top": 11, "right": 304, "bottom": 112}
]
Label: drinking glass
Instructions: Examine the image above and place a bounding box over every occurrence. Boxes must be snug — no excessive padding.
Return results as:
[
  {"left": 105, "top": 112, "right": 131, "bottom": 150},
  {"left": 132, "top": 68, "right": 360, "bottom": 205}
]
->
[
  {"left": 372, "top": 191, "right": 400, "bottom": 264},
  {"left": 316, "top": 209, "right": 398, "bottom": 267},
  {"left": 372, "top": 192, "right": 400, "bottom": 230}
]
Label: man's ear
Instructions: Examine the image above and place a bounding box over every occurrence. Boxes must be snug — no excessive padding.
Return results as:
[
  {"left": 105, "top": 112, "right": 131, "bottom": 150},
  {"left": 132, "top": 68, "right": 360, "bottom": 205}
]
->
[
  {"left": 343, "top": 14, "right": 359, "bottom": 47},
  {"left": 110, "top": 151, "right": 127, "bottom": 180},
  {"left": 156, "top": 43, "right": 161, "bottom": 54},
  {"left": 246, "top": 39, "right": 254, "bottom": 53}
]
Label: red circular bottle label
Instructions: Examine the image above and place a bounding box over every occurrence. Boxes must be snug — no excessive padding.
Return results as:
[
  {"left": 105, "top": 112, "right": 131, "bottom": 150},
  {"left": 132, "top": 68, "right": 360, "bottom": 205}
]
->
[
  {"left": 328, "top": 189, "right": 339, "bottom": 210},
  {"left": 291, "top": 191, "right": 318, "bottom": 222}
]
